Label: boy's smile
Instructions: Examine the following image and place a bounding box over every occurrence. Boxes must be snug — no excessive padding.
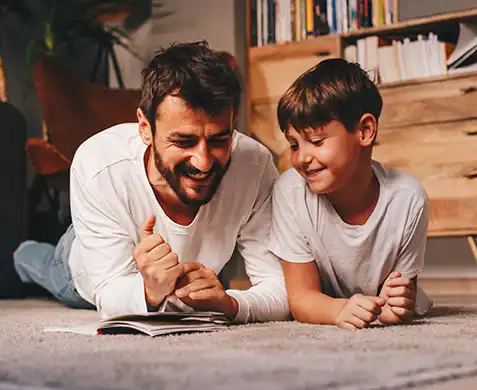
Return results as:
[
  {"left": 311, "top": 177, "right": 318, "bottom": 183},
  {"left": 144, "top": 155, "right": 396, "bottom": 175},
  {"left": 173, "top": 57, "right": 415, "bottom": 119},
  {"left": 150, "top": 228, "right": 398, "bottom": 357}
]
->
[{"left": 286, "top": 120, "right": 362, "bottom": 195}]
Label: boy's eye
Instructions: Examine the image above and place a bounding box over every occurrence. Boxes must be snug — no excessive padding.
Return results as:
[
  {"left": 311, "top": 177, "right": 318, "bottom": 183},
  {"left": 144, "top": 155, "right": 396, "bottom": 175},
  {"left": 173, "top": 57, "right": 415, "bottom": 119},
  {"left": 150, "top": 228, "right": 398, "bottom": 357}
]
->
[{"left": 311, "top": 139, "right": 324, "bottom": 146}]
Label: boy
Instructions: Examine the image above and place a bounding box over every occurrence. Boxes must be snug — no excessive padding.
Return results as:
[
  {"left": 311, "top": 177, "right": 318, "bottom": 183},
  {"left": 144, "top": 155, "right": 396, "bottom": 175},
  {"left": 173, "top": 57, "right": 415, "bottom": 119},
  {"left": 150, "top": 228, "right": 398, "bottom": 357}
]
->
[{"left": 269, "top": 58, "right": 432, "bottom": 329}]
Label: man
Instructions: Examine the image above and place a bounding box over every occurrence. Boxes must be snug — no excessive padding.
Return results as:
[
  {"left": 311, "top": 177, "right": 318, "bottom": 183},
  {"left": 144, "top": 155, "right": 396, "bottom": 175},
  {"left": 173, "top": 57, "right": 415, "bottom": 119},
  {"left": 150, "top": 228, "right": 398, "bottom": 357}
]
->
[{"left": 7, "top": 41, "right": 289, "bottom": 323}]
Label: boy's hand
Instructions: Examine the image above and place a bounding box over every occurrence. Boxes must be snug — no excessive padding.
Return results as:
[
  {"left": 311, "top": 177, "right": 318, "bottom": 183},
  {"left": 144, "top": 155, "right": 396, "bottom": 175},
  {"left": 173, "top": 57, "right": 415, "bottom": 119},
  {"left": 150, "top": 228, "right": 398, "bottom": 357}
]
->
[
  {"left": 133, "top": 216, "right": 202, "bottom": 307},
  {"left": 174, "top": 267, "right": 238, "bottom": 319},
  {"left": 335, "top": 294, "right": 385, "bottom": 330},
  {"left": 379, "top": 272, "right": 416, "bottom": 324}
]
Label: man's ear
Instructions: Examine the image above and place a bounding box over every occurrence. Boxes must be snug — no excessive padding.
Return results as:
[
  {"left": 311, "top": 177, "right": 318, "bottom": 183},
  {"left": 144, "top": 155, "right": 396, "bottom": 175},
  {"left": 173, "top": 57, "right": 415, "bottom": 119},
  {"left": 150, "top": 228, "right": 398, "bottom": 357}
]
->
[
  {"left": 356, "top": 113, "right": 378, "bottom": 147},
  {"left": 137, "top": 107, "right": 153, "bottom": 146}
]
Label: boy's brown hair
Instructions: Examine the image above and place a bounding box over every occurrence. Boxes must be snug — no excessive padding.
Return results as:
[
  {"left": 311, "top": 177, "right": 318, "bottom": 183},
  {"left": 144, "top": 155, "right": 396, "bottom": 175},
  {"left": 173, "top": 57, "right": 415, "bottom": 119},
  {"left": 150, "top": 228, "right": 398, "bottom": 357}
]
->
[{"left": 277, "top": 58, "right": 383, "bottom": 134}]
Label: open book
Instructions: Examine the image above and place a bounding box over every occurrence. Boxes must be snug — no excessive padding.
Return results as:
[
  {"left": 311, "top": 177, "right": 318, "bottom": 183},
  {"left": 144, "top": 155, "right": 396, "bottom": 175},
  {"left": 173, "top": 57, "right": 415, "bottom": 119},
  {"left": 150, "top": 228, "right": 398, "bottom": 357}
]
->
[
  {"left": 98, "top": 311, "right": 231, "bottom": 336},
  {"left": 44, "top": 297, "right": 233, "bottom": 337}
]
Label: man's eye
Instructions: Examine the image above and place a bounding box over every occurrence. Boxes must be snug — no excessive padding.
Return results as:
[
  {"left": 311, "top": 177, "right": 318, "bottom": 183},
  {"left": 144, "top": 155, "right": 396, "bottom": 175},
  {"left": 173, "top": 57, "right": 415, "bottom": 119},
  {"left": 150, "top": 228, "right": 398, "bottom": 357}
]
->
[
  {"left": 173, "top": 140, "right": 195, "bottom": 148},
  {"left": 209, "top": 137, "right": 231, "bottom": 146},
  {"left": 290, "top": 144, "right": 298, "bottom": 151}
]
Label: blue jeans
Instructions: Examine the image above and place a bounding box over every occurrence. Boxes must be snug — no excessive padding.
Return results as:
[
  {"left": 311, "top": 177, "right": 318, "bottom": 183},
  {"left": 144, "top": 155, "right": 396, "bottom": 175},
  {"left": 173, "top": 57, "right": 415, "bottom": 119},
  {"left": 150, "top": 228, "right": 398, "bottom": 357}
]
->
[{"left": 13, "top": 225, "right": 95, "bottom": 309}]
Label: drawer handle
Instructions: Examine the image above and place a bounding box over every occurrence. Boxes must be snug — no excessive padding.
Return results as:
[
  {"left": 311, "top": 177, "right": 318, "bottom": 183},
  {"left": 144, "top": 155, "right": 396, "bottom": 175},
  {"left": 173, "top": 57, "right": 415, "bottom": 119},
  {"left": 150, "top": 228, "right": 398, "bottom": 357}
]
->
[
  {"left": 461, "top": 86, "right": 477, "bottom": 94},
  {"left": 465, "top": 130, "right": 477, "bottom": 136}
]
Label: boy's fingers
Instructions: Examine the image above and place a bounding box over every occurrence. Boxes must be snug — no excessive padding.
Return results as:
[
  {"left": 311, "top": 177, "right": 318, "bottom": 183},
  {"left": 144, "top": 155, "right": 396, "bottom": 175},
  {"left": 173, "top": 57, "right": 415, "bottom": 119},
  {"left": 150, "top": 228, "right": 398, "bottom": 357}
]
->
[
  {"left": 372, "top": 296, "right": 386, "bottom": 307},
  {"left": 353, "top": 305, "right": 378, "bottom": 323},
  {"left": 140, "top": 216, "right": 156, "bottom": 241},
  {"left": 356, "top": 296, "right": 383, "bottom": 314},
  {"left": 387, "top": 286, "right": 415, "bottom": 299},
  {"left": 338, "top": 322, "right": 357, "bottom": 330},
  {"left": 387, "top": 277, "right": 414, "bottom": 288},
  {"left": 388, "top": 297, "right": 414, "bottom": 309},
  {"left": 390, "top": 305, "right": 411, "bottom": 319},
  {"left": 388, "top": 272, "right": 401, "bottom": 279}
]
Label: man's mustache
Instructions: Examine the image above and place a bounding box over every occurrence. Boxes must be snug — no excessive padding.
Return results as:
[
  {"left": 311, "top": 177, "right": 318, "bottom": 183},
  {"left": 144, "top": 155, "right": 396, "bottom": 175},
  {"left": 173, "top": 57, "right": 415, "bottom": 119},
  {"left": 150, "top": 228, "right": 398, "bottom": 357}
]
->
[{"left": 176, "top": 162, "right": 222, "bottom": 176}]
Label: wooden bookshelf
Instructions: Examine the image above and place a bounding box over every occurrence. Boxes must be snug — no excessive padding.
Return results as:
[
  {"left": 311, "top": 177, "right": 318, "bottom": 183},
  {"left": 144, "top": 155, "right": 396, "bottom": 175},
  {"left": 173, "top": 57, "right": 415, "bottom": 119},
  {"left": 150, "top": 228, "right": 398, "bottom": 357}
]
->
[
  {"left": 246, "top": 4, "right": 477, "bottom": 239},
  {"left": 249, "top": 7, "right": 477, "bottom": 59}
]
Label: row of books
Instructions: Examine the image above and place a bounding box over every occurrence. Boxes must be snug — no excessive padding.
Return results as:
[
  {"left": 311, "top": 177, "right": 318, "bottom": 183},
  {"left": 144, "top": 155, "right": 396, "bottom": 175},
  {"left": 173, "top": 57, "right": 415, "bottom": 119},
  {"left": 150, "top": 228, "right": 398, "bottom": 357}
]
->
[
  {"left": 344, "top": 34, "right": 448, "bottom": 84},
  {"left": 250, "top": 0, "right": 399, "bottom": 47}
]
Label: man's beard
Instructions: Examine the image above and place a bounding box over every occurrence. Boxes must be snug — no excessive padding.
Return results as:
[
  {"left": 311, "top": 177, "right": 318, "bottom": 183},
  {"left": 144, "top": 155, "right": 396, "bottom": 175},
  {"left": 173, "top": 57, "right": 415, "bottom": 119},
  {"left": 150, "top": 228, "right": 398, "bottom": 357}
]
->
[{"left": 152, "top": 145, "right": 231, "bottom": 208}]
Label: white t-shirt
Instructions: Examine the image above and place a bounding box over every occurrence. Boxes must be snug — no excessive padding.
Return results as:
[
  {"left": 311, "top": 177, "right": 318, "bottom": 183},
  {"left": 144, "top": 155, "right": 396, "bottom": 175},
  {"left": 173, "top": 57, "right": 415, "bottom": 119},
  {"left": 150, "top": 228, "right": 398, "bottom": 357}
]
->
[
  {"left": 67, "top": 123, "right": 289, "bottom": 322},
  {"left": 269, "top": 161, "right": 432, "bottom": 315}
]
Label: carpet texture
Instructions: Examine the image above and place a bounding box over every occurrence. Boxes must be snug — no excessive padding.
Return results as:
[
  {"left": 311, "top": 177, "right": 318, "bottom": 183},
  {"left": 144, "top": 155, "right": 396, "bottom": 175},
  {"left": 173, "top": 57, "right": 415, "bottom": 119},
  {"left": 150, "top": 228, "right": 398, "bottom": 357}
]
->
[{"left": 1, "top": 299, "right": 477, "bottom": 390}]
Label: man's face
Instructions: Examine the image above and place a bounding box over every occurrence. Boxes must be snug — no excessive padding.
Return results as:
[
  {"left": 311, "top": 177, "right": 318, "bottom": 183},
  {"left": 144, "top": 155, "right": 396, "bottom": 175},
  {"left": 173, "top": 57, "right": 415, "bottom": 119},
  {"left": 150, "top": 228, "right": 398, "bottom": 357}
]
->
[{"left": 147, "top": 96, "right": 233, "bottom": 207}]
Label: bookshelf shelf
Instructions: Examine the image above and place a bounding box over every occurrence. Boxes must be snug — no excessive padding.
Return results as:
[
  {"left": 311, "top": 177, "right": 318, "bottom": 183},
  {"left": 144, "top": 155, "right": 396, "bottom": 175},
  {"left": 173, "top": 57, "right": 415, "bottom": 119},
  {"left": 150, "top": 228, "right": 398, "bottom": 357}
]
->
[
  {"left": 379, "top": 69, "right": 477, "bottom": 89},
  {"left": 342, "top": 7, "right": 477, "bottom": 39},
  {"left": 249, "top": 7, "right": 477, "bottom": 59}
]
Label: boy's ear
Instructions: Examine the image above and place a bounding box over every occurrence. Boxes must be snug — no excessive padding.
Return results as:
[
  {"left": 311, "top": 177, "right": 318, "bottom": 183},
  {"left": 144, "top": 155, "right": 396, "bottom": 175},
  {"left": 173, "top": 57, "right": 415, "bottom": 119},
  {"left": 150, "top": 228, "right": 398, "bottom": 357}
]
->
[
  {"left": 356, "top": 113, "right": 377, "bottom": 147},
  {"left": 137, "top": 107, "right": 153, "bottom": 146}
]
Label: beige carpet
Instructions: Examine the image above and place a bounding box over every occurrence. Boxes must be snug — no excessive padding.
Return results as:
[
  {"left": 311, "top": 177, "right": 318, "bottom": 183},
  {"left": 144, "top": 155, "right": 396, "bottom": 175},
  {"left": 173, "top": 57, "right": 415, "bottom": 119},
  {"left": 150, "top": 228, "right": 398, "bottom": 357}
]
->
[{"left": 1, "top": 299, "right": 477, "bottom": 390}]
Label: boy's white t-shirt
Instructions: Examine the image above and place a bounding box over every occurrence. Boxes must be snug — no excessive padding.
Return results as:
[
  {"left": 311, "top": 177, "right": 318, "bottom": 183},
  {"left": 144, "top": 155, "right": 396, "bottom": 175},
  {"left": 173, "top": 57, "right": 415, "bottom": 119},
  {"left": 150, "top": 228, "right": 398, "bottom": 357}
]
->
[
  {"left": 269, "top": 161, "right": 432, "bottom": 315},
  {"left": 67, "top": 123, "right": 289, "bottom": 322}
]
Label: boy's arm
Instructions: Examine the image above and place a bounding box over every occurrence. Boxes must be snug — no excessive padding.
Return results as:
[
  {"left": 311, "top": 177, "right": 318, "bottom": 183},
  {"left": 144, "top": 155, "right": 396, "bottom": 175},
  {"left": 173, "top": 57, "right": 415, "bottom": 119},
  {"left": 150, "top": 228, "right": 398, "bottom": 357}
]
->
[
  {"left": 281, "top": 259, "right": 385, "bottom": 328},
  {"left": 269, "top": 176, "right": 384, "bottom": 328},
  {"left": 280, "top": 259, "right": 345, "bottom": 325},
  {"left": 379, "top": 199, "right": 429, "bottom": 324}
]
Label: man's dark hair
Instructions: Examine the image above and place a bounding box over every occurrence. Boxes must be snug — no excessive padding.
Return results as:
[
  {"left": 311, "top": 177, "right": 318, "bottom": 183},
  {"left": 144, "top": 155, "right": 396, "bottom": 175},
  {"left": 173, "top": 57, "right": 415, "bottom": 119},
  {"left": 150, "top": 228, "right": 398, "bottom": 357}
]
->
[
  {"left": 140, "top": 41, "right": 242, "bottom": 133},
  {"left": 277, "top": 58, "right": 383, "bottom": 133}
]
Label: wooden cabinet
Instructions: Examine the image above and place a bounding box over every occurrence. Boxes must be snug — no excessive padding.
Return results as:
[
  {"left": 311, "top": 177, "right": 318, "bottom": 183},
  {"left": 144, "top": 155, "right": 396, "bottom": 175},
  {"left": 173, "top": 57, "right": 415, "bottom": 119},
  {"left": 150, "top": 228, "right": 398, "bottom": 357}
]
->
[{"left": 375, "top": 72, "right": 477, "bottom": 236}]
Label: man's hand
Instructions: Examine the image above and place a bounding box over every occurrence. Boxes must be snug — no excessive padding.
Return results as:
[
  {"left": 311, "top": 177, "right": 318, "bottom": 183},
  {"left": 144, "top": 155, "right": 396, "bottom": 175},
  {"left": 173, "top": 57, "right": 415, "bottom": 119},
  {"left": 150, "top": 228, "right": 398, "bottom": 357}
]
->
[
  {"left": 335, "top": 294, "right": 385, "bottom": 330},
  {"left": 379, "top": 272, "right": 416, "bottom": 324},
  {"left": 174, "top": 267, "right": 238, "bottom": 319},
  {"left": 133, "top": 216, "right": 202, "bottom": 307}
]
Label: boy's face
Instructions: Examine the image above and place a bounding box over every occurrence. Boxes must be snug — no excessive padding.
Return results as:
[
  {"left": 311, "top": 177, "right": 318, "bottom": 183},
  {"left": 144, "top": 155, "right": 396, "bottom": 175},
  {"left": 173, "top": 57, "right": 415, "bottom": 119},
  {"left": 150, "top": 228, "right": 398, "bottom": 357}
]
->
[{"left": 285, "top": 120, "right": 369, "bottom": 194}]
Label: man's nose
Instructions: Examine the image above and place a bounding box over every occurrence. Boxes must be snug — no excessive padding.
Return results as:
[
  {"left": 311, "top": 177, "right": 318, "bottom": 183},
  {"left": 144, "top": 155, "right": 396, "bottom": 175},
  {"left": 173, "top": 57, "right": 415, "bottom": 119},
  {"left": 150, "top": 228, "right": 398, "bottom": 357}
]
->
[{"left": 190, "top": 141, "right": 214, "bottom": 172}]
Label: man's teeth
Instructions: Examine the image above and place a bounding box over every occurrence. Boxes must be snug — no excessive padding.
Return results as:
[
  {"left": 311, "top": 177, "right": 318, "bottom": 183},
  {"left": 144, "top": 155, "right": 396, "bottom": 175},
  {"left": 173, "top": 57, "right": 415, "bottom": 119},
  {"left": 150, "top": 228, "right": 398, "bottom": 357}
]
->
[{"left": 188, "top": 172, "right": 209, "bottom": 180}]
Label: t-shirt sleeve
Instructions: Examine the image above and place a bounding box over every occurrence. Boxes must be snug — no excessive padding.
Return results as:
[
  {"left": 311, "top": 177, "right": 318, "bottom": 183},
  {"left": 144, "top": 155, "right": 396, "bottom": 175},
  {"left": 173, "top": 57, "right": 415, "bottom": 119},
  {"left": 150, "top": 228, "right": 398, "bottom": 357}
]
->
[
  {"left": 226, "top": 156, "right": 290, "bottom": 323},
  {"left": 393, "top": 199, "right": 429, "bottom": 279},
  {"left": 268, "top": 179, "right": 314, "bottom": 263},
  {"left": 70, "top": 166, "right": 148, "bottom": 318}
]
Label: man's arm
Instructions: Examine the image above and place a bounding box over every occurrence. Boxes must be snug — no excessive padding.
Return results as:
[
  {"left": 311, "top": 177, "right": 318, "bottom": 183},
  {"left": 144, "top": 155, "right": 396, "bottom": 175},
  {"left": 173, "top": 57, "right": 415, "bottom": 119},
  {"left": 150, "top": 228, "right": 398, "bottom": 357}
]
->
[{"left": 225, "top": 157, "right": 290, "bottom": 323}]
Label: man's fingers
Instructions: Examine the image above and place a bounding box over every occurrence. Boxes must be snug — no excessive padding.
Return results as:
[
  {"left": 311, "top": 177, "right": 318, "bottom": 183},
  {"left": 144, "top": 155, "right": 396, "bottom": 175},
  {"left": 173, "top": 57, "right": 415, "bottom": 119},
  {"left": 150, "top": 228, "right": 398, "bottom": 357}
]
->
[
  {"left": 176, "top": 269, "right": 203, "bottom": 289},
  {"left": 147, "top": 242, "right": 172, "bottom": 263},
  {"left": 387, "top": 286, "right": 415, "bottom": 299},
  {"left": 188, "top": 287, "right": 222, "bottom": 300},
  {"left": 388, "top": 297, "right": 414, "bottom": 309},
  {"left": 175, "top": 279, "right": 217, "bottom": 298},
  {"left": 140, "top": 216, "right": 156, "bottom": 241},
  {"left": 181, "top": 261, "right": 205, "bottom": 275}
]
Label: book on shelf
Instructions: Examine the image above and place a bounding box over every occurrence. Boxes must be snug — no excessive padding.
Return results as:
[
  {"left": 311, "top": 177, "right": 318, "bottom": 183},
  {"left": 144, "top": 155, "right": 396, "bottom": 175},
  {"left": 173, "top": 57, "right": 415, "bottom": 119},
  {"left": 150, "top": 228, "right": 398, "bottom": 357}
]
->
[
  {"left": 250, "top": 0, "right": 399, "bottom": 47},
  {"left": 447, "top": 22, "right": 477, "bottom": 75},
  {"left": 344, "top": 33, "right": 449, "bottom": 84},
  {"left": 44, "top": 297, "right": 234, "bottom": 337}
]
